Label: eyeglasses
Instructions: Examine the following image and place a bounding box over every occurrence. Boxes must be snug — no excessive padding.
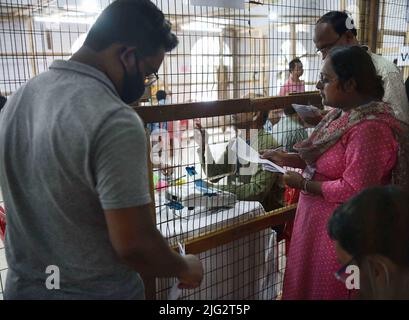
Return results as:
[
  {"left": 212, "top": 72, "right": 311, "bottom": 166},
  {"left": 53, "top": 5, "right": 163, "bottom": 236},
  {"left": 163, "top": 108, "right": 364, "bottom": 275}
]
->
[
  {"left": 133, "top": 51, "right": 159, "bottom": 88},
  {"left": 334, "top": 257, "right": 356, "bottom": 283},
  {"left": 144, "top": 72, "right": 159, "bottom": 88},
  {"left": 316, "top": 35, "right": 342, "bottom": 58}
]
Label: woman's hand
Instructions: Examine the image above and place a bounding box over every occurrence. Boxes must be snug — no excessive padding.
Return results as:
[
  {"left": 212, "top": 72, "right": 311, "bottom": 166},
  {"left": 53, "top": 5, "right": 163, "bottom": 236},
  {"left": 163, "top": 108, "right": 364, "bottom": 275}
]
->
[
  {"left": 259, "top": 149, "right": 288, "bottom": 167},
  {"left": 283, "top": 171, "right": 304, "bottom": 190}
]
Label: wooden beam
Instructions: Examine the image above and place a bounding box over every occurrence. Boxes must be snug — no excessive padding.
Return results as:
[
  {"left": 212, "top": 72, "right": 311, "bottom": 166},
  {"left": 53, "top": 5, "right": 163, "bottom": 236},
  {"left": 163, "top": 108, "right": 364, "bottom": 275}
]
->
[
  {"left": 0, "top": 52, "right": 70, "bottom": 57},
  {"left": 380, "top": 30, "right": 406, "bottom": 37},
  {"left": 173, "top": 205, "right": 297, "bottom": 255},
  {"left": 135, "top": 93, "right": 322, "bottom": 123},
  {"left": 377, "top": 47, "right": 401, "bottom": 55}
]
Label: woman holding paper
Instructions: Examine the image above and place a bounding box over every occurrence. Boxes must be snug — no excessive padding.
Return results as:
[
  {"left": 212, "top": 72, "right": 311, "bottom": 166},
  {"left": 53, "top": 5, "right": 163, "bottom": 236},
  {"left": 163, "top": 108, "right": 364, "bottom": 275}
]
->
[{"left": 261, "top": 46, "right": 403, "bottom": 299}]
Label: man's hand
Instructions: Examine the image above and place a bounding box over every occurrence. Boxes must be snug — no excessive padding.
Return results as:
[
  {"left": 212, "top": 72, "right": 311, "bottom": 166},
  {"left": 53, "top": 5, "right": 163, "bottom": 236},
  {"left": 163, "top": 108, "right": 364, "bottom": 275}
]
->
[
  {"left": 177, "top": 254, "right": 204, "bottom": 289},
  {"left": 283, "top": 171, "right": 304, "bottom": 189}
]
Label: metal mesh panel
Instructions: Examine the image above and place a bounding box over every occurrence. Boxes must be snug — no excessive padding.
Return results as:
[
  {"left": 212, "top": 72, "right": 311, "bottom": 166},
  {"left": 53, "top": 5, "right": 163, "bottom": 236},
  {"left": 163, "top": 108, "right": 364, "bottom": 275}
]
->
[
  {"left": 377, "top": 1, "right": 409, "bottom": 78},
  {"left": 156, "top": 228, "right": 286, "bottom": 300},
  {"left": 0, "top": 0, "right": 407, "bottom": 300}
]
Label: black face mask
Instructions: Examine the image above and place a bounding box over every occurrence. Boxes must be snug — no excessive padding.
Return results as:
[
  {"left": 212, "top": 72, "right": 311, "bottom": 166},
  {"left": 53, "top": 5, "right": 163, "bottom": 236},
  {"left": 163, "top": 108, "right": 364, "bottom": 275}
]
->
[{"left": 120, "top": 66, "right": 146, "bottom": 105}]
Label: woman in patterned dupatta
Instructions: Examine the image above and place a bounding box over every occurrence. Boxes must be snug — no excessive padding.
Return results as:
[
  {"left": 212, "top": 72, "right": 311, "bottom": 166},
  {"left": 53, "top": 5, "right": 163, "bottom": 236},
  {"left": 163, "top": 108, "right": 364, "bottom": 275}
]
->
[{"left": 261, "top": 46, "right": 405, "bottom": 299}]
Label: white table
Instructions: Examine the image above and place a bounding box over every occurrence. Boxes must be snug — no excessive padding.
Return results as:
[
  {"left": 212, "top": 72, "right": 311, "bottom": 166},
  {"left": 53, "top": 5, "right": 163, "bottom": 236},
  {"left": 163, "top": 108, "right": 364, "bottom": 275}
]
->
[{"left": 155, "top": 191, "right": 266, "bottom": 242}]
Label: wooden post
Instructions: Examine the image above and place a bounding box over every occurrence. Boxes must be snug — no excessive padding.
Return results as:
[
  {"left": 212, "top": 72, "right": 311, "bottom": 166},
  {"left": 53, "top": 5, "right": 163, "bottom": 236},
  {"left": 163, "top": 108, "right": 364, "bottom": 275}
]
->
[
  {"left": 358, "top": 0, "right": 369, "bottom": 45},
  {"left": 377, "top": 0, "right": 386, "bottom": 53},
  {"left": 368, "top": 0, "right": 380, "bottom": 53},
  {"left": 341, "top": 0, "right": 346, "bottom": 11},
  {"left": 26, "top": 17, "right": 38, "bottom": 76}
]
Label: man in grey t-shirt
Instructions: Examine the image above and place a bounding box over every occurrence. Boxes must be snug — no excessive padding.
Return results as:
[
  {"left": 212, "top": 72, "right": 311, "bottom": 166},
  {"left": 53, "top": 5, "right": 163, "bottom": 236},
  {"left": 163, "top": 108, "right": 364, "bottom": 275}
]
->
[{"left": 0, "top": 0, "right": 202, "bottom": 300}]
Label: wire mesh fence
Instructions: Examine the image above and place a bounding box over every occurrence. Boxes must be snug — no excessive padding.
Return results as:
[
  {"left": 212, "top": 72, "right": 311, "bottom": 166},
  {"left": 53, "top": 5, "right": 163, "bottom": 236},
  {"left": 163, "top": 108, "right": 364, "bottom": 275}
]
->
[
  {"left": 0, "top": 0, "right": 407, "bottom": 300},
  {"left": 156, "top": 228, "right": 285, "bottom": 300},
  {"left": 377, "top": 0, "right": 409, "bottom": 79},
  {"left": 140, "top": 93, "right": 314, "bottom": 299}
]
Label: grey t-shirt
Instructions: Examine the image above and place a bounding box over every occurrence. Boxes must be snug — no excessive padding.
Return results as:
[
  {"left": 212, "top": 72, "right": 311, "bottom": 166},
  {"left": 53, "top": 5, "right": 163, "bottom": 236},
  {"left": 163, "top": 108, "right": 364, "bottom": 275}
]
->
[{"left": 0, "top": 60, "right": 151, "bottom": 299}]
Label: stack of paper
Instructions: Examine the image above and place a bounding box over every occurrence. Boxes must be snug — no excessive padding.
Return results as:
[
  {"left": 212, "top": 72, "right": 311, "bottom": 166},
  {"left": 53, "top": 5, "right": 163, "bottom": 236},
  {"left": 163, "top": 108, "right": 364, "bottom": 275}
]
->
[{"left": 260, "top": 159, "right": 287, "bottom": 174}]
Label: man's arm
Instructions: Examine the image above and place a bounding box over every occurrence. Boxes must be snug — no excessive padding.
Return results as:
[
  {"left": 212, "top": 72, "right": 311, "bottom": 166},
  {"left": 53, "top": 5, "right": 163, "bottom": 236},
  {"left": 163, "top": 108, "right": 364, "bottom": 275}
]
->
[
  {"left": 104, "top": 204, "right": 202, "bottom": 288},
  {"left": 95, "top": 110, "right": 202, "bottom": 288}
]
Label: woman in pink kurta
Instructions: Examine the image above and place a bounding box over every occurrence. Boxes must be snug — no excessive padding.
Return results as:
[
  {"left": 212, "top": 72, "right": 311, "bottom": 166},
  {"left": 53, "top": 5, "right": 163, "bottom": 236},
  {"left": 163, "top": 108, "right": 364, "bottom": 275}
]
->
[
  {"left": 283, "top": 116, "right": 398, "bottom": 299},
  {"left": 261, "top": 46, "right": 403, "bottom": 299}
]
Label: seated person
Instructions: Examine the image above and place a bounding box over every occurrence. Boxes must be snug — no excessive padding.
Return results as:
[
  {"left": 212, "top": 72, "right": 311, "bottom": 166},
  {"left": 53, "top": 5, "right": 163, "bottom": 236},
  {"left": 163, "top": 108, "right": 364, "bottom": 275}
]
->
[
  {"left": 279, "top": 58, "right": 305, "bottom": 96},
  {"left": 328, "top": 186, "right": 409, "bottom": 299},
  {"left": 267, "top": 105, "right": 308, "bottom": 152},
  {"left": 195, "top": 111, "right": 284, "bottom": 212}
]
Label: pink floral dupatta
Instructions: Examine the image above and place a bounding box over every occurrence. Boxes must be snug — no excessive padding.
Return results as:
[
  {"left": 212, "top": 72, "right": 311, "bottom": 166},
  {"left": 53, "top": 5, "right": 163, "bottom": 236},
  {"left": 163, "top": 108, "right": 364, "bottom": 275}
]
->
[{"left": 293, "top": 101, "right": 403, "bottom": 181}]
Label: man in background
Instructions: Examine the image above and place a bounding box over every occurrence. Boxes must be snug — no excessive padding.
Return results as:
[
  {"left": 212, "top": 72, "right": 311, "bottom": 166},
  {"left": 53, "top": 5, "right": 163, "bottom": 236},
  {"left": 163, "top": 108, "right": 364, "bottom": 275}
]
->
[{"left": 314, "top": 11, "right": 409, "bottom": 124}]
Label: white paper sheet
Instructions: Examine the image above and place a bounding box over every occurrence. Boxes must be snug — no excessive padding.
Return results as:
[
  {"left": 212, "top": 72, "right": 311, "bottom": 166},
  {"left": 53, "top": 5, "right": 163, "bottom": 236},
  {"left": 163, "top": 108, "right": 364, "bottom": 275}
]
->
[
  {"left": 232, "top": 136, "right": 286, "bottom": 174},
  {"left": 261, "top": 161, "right": 287, "bottom": 174},
  {"left": 233, "top": 136, "right": 262, "bottom": 164}
]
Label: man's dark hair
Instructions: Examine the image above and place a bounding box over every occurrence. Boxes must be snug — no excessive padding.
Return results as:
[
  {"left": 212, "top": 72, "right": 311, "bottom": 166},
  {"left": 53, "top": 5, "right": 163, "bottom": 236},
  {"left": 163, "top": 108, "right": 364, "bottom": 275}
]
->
[
  {"left": 328, "top": 186, "right": 409, "bottom": 268},
  {"left": 84, "top": 0, "right": 178, "bottom": 57},
  {"left": 289, "top": 58, "right": 302, "bottom": 73},
  {"left": 328, "top": 46, "right": 384, "bottom": 101},
  {"left": 317, "top": 11, "right": 357, "bottom": 37},
  {"left": 156, "top": 90, "right": 167, "bottom": 101}
]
